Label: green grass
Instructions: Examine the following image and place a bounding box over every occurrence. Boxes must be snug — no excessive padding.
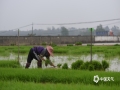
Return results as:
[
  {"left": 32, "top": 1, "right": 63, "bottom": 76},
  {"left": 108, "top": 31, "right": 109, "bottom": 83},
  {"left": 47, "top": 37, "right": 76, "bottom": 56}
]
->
[
  {"left": 0, "top": 60, "right": 21, "bottom": 68},
  {"left": 0, "top": 45, "right": 120, "bottom": 89},
  {"left": 0, "top": 46, "right": 32, "bottom": 56},
  {"left": 0, "top": 68, "right": 120, "bottom": 85},
  {"left": 0, "top": 81, "right": 120, "bottom": 90},
  {"left": 0, "top": 46, "right": 120, "bottom": 58}
]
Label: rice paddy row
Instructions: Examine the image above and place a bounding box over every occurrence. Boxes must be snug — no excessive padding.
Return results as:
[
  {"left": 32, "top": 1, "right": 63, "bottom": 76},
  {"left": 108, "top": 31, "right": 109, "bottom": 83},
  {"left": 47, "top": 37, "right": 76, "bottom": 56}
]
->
[
  {"left": 0, "top": 81, "right": 120, "bottom": 90},
  {"left": 0, "top": 46, "right": 120, "bottom": 58},
  {"left": 0, "top": 68, "right": 120, "bottom": 85},
  {"left": 0, "top": 45, "right": 120, "bottom": 89}
]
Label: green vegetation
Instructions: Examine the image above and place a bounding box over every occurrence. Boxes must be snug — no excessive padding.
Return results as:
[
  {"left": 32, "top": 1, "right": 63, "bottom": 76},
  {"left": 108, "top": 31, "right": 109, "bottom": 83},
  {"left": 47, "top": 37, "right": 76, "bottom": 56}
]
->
[
  {"left": 45, "top": 59, "right": 52, "bottom": 67},
  {"left": 88, "top": 64, "right": 94, "bottom": 71},
  {"left": 67, "top": 44, "right": 73, "bottom": 46},
  {"left": 0, "top": 68, "right": 120, "bottom": 85},
  {"left": 87, "top": 44, "right": 94, "bottom": 46},
  {"left": 92, "top": 61, "right": 102, "bottom": 70},
  {"left": 62, "top": 63, "right": 68, "bottom": 69},
  {"left": 0, "top": 46, "right": 31, "bottom": 56},
  {"left": 71, "top": 60, "right": 109, "bottom": 71},
  {"left": 57, "top": 63, "right": 62, "bottom": 68},
  {"left": 81, "top": 61, "right": 90, "bottom": 70},
  {"left": 75, "top": 42, "right": 82, "bottom": 45},
  {"left": 41, "top": 42, "right": 47, "bottom": 46},
  {"left": 114, "top": 44, "right": 120, "bottom": 46},
  {"left": 0, "top": 46, "right": 120, "bottom": 59},
  {"left": 0, "top": 81, "right": 120, "bottom": 90},
  {"left": 50, "top": 42, "right": 57, "bottom": 47},
  {"left": 0, "top": 45, "right": 120, "bottom": 89},
  {"left": 102, "top": 60, "right": 109, "bottom": 71},
  {"left": 71, "top": 60, "right": 83, "bottom": 69},
  {"left": 10, "top": 43, "right": 16, "bottom": 46},
  {"left": 0, "top": 60, "right": 21, "bottom": 68},
  {"left": 1, "top": 80, "right": 120, "bottom": 90}
]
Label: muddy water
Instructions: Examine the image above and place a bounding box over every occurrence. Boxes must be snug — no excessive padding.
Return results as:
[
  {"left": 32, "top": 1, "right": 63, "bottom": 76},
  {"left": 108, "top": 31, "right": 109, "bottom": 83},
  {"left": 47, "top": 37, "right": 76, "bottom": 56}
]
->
[{"left": 0, "top": 53, "right": 120, "bottom": 72}]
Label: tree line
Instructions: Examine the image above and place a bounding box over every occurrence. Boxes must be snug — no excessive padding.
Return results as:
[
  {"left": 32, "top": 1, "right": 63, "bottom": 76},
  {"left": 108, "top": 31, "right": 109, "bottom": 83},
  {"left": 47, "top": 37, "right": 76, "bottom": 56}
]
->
[{"left": 0, "top": 25, "right": 120, "bottom": 36}]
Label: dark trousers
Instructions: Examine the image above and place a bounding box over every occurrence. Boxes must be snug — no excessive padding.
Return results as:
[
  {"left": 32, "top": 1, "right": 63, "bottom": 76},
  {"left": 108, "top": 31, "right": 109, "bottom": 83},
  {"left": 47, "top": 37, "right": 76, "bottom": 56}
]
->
[{"left": 25, "top": 48, "right": 42, "bottom": 68}]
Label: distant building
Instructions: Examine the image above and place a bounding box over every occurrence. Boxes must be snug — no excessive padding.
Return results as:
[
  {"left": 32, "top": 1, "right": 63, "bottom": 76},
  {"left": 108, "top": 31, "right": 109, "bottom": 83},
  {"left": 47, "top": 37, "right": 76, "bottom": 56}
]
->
[
  {"left": 108, "top": 30, "right": 114, "bottom": 36},
  {"left": 96, "top": 31, "right": 109, "bottom": 36}
]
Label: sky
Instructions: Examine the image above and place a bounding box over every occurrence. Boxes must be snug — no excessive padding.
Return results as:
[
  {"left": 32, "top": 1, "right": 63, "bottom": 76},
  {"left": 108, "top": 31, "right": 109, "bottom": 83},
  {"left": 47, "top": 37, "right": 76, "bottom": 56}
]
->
[{"left": 0, "top": 0, "right": 120, "bottom": 31}]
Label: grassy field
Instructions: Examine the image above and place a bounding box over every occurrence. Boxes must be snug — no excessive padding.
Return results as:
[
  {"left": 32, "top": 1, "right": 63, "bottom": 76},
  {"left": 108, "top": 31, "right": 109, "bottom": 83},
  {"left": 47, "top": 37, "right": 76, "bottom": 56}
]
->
[
  {"left": 0, "top": 45, "right": 120, "bottom": 58},
  {"left": 0, "top": 45, "right": 120, "bottom": 90},
  {"left": 0, "top": 68, "right": 120, "bottom": 85},
  {"left": 0, "top": 68, "right": 120, "bottom": 90},
  {"left": 0, "top": 81, "right": 120, "bottom": 90},
  {"left": 0, "top": 60, "right": 20, "bottom": 68}
]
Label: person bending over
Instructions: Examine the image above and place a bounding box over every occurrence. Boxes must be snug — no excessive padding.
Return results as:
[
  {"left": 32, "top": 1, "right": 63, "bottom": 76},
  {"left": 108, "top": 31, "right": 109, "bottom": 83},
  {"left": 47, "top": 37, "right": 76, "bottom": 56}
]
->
[{"left": 25, "top": 46, "right": 55, "bottom": 68}]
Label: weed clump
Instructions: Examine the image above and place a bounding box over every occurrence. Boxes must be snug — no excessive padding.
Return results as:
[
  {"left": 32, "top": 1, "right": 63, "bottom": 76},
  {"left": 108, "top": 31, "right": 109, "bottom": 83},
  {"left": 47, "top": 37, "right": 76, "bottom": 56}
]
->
[
  {"left": 67, "top": 44, "right": 73, "bottom": 46},
  {"left": 62, "top": 63, "right": 68, "bottom": 69},
  {"left": 71, "top": 60, "right": 83, "bottom": 69},
  {"left": 87, "top": 44, "right": 94, "bottom": 46},
  {"left": 75, "top": 42, "right": 82, "bottom": 45},
  {"left": 57, "top": 63, "right": 62, "bottom": 68},
  {"left": 88, "top": 64, "right": 94, "bottom": 71},
  {"left": 50, "top": 43, "right": 57, "bottom": 47},
  {"left": 45, "top": 59, "right": 52, "bottom": 67},
  {"left": 80, "top": 61, "right": 90, "bottom": 70},
  {"left": 114, "top": 44, "right": 120, "bottom": 46},
  {"left": 102, "top": 60, "right": 109, "bottom": 71},
  {"left": 71, "top": 60, "right": 109, "bottom": 71},
  {"left": 92, "top": 61, "right": 102, "bottom": 70}
]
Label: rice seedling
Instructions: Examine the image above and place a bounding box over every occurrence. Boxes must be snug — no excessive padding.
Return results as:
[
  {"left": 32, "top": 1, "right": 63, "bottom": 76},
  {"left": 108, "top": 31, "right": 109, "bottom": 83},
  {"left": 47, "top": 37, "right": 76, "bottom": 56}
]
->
[
  {"left": 0, "top": 45, "right": 120, "bottom": 59},
  {"left": 57, "top": 63, "right": 62, "bottom": 68},
  {"left": 0, "top": 45, "right": 120, "bottom": 90},
  {"left": 71, "top": 60, "right": 109, "bottom": 71},
  {"left": 0, "top": 68, "right": 120, "bottom": 85},
  {"left": 88, "top": 64, "right": 94, "bottom": 71},
  {"left": 62, "top": 63, "right": 68, "bottom": 69},
  {"left": 0, "top": 60, "right": 21, "bottom": 68},
  {"left": 0, "top": 81, "right": 120, "bottom": 90},
  {"left": 102, "top": 60, "right": 109, "bottom": 71},
  {"left": 71, "top": 60, "right": 83, "bottom": 69},
  {"left": 54, "top": 48, "right": 68, "bottom": 54}
]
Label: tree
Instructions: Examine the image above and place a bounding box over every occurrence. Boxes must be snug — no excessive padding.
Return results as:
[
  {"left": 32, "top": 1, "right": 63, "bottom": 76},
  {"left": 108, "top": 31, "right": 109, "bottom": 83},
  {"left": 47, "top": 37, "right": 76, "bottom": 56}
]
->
[
  {"left": 96, "top": 24, "right": 105, "bottom": 31},
  {"left": 28, "top": 33, "right": 36, "bottom": 36},
  {"left": 104, "top": 26, "right": 110, "bottom": 31},
  {"left": 61, "top": 27, "right": 69, "bottom": 36},
  {"left": 47, "top": 27, "right": 51, "bottom": 30},
  {"left": 111, "top": 26, "right": 119, "bottom": 31},
  {"left": 111, "top": 26, "right": 120, "bottom": 36},
  {"left": 52, "top": 26, "right": 55, "bottom": 30}
]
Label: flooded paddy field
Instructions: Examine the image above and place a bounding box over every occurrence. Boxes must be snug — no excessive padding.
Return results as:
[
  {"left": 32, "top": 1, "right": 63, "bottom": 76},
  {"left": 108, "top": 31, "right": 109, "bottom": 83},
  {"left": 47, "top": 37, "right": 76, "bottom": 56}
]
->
[{"left": 0, "top": 53, "right": 120, "bottom": 72}]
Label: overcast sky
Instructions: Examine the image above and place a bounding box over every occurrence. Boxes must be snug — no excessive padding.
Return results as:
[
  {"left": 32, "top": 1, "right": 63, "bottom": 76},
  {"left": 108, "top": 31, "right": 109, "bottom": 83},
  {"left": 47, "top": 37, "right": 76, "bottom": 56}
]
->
[{"left": 0, "top": 0, "right": 120, "bottom": 31}]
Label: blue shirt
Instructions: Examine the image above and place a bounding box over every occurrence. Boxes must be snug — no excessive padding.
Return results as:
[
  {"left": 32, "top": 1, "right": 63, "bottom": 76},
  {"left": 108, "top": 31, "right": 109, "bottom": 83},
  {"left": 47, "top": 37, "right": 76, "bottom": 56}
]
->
[{"left": 32, "top": 46, "right": 44, "bottom": 55}]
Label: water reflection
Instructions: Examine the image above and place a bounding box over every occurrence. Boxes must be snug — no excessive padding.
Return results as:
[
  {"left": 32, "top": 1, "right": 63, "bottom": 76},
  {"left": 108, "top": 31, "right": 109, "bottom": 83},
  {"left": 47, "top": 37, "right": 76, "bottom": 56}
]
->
[{"left": 0, "top": 53, "right": 120, "bottom": 72}]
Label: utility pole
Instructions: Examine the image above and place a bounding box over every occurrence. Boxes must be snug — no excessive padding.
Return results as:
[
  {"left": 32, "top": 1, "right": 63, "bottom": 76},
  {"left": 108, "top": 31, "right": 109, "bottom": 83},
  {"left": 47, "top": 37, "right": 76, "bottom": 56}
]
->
[
  {"left": 18, "top": 29, "right": 20, "bottom": 63},
  {"left": 89, "top": 28, "right": 94, "bottom": 63},
  {"left": 90, "top": 28, "right": 92, "bottom": 62},
  {"left": 32, "top": 23, "right": 33, "bottom": 35},
  {"left": 32, "top": 23, "right": 33, "bottom": 45}
]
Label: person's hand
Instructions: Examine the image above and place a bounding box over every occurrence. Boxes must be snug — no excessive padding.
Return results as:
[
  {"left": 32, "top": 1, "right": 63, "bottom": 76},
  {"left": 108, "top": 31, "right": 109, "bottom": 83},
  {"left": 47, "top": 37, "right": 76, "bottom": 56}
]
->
[{"left": 53, "top": 65, "right": 56, "bottom": 68}]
